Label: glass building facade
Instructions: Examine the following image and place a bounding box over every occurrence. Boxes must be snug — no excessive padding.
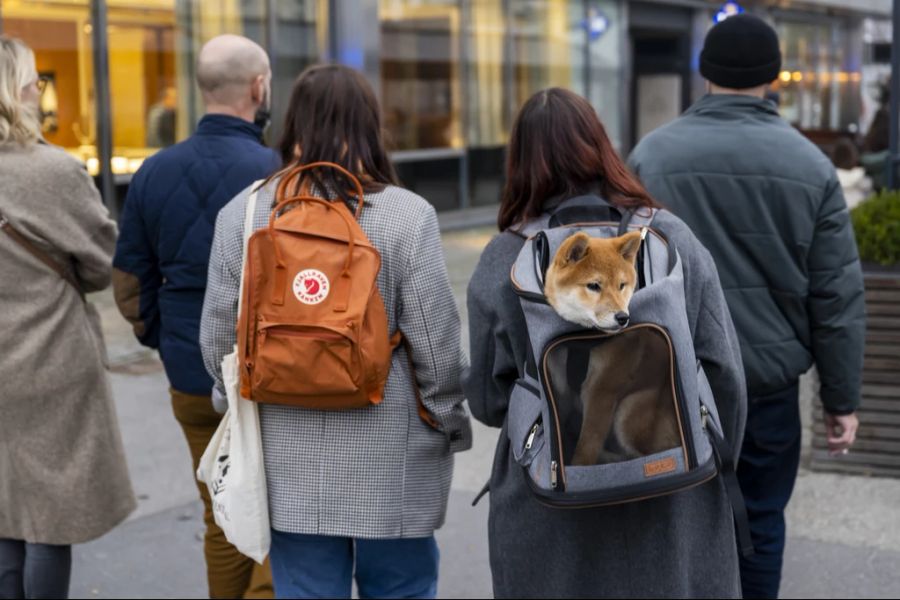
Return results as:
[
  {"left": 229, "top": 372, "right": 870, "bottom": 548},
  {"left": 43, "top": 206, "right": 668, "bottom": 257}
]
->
[{"left": 0, "top": 0, "right": 889, "bottom": 214}]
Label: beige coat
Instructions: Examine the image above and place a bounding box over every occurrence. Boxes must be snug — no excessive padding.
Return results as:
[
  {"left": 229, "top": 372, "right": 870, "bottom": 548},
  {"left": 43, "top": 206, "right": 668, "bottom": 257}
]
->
[{"left": 0, "top": 142, "right": 135, "bottom": 545}]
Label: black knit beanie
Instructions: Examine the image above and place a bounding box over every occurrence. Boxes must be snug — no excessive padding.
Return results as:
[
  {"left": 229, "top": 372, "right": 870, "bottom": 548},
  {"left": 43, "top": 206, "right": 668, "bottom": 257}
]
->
[{"left": 700, "top": 14, "right": 782, "bottom": 89}]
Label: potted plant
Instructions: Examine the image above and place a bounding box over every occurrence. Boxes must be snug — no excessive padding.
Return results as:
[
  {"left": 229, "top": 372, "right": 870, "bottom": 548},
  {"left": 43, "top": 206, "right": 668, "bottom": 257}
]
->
[{"left": 811, "top": 190, "right": 900, "bottom": 476}]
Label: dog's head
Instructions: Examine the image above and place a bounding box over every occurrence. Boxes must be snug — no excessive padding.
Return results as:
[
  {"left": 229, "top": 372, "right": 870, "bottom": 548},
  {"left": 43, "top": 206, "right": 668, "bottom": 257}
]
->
[{"left": 544, "top": 230, "right": 642, "bottom": 331}]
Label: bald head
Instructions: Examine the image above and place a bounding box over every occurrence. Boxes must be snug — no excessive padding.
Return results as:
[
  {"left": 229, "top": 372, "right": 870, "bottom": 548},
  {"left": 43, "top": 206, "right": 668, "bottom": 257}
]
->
[{"left": 197, "top": 35, "right": 269, "bottom": 113}]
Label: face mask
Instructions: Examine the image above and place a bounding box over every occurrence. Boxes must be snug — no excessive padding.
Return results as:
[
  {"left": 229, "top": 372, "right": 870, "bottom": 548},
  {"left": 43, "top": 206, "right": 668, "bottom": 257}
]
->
[{"left": 253, "top": 81, "right": 272, "bottom": 133}]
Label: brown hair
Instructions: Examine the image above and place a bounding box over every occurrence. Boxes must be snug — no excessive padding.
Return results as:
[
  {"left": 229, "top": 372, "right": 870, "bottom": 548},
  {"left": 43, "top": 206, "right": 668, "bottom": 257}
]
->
[
  {"left": 274, "top": 64, "right": 399, "bottom": 202},
  {"left": 499, "top": 88, "right": 659, "bottom": 231},
  {"left": 831, "top": 138, "right": 859, "bottom": 170}
]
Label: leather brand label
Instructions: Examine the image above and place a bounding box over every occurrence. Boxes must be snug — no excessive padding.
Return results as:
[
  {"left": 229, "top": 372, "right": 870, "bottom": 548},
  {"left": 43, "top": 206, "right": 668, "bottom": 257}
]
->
[{"left": 643, "top": 457, "right": 677, "bottom": 478}]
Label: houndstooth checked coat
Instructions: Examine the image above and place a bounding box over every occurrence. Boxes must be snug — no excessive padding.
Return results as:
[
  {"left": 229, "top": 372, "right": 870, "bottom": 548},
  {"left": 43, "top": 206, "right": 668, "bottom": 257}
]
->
[{"left": 200, "top": 178, "right": 472, "bottom": 539}]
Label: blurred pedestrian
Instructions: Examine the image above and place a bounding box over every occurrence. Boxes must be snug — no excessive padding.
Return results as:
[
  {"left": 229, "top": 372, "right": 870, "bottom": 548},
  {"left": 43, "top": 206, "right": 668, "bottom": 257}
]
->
[
  {"left": 112, "top": 34, "right": 279, "bottom": 598},
  {"left": 0, "top": 35, "right": 135, "bottom": 599},
  {"left": 463, "top": 87, "right": 747, "bottom": 598},
  {"left": 832, "top": 138, "right": 872, "bottom": 210},
  {"left": 146, "top": 86, "right": 177, "bottom": 148},
  {"left": 200, "top": 64, "right": 472, "bottom": 599},
  {"left": 629, "top": 14, "right": 865, "bottom": 599}
]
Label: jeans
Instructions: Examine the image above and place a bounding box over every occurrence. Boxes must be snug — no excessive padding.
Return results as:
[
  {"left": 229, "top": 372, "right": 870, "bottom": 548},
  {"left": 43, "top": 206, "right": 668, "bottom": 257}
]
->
[
  {"left": 737, "top": 383, "right": 802, "bottom": 599},
  {"left": 0, "top": 539, "right": 71, "bottom": 599},
  {"left": 170, "top": 389, "right": 273, "bottom": 598},
  {"left": 269, "top": 530, "right": 439, "bottom": 599}
]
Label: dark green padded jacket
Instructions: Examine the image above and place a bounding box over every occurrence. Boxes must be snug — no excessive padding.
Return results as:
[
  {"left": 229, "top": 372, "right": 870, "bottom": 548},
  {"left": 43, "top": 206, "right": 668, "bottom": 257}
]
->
[{"left": 629, "top": 93, "right": 865, "bottom": 415}]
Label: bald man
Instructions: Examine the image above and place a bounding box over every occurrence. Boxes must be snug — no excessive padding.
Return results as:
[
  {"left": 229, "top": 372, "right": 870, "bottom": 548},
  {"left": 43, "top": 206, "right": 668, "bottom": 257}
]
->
[{"left": 113, "top": 35, "right": 279, "bottom": 599}]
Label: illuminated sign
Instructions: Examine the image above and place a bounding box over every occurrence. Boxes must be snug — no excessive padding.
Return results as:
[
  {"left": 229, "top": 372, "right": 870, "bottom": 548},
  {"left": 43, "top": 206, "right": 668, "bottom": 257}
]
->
[
  {"left": 585, "top": 6, "right": 610, "bottom": 41},
  {"left": 714, "top": 1, "right": 745, "bottom": 24}
]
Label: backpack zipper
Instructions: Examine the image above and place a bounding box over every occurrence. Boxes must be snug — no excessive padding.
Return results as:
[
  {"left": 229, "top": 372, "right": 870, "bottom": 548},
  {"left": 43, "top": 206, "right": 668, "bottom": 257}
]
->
[
  {"left": 261, "top": 326, "right": 344, "bottom": 342},
  {"left": 524, "top": 422, "right": 540, "bottom": 451},
  {"left": 550, "top": 461, "right": 558, "bottom": 489}
]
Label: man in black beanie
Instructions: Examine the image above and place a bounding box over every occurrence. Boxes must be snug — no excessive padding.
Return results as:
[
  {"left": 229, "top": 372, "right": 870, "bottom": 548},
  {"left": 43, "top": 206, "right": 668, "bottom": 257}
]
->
[{"left": 629, "top": 14, "right": 864, "bottom": 600}]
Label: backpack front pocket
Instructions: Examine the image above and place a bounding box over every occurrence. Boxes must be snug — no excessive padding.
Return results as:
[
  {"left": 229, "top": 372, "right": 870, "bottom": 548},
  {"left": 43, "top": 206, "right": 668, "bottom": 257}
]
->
[
  {"left": 253, "top": 322, "right": 360, "bottom": 395},
  {"left": 507, "top": 377, "right": 546, "bottom": 467},
  {"left": 542, "top": 325, "right": 690, "bottom": 487}
]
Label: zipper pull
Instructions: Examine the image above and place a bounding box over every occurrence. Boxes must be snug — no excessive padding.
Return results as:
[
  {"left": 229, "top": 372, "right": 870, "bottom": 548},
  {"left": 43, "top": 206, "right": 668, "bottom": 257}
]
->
[
  {"left": 550, "top": 461, "right": 558, "bottom": 489},
  {"left": 700, "top": 404, "right": 710, "bottom": 430},
  {"left": 640, "top": 226, "right": 649, "bottom": 241},
  {"left": 524, "top": 423, "right": 539, "bottom": 451}
]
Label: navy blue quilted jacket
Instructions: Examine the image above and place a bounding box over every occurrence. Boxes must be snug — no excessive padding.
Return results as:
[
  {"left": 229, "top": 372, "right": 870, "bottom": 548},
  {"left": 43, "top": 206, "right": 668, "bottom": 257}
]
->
[{"left": 113, "top": 114, "right": 280, "bottom": 395}]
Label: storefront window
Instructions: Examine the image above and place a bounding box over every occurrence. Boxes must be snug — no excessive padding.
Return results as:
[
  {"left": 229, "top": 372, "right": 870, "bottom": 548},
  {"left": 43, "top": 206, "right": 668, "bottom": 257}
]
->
[
  {"left": 774, "top": 18, "right": 861, "bottom": 132},
  {"left": 586, "top": 0, "right": 623, "bottom": 150},
  {"left": 2, "top": 0, "right": 96, "bottom": 167},
  {"left": 380, "top": 0, "right": 463, "bottom": 151},
  {"left": 1, "top": 0, "right": 320, "bottom": 180},
  {"left": 464, "top": 0, "right": 601, "bottom": 148}
]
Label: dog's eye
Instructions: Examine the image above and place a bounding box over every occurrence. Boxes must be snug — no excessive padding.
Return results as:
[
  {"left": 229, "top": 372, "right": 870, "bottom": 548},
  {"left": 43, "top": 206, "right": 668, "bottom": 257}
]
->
[
  {"left": 586, "top": 282, "right": 601, "bottom": 292},
  {"left": 619, "top": 282, "right": 626, "bottom": 291}
]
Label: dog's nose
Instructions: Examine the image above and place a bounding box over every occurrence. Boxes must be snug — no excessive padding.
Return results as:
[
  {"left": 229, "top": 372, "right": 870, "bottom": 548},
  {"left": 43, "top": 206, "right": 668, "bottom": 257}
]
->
[{"left": 615, "top": 312, "right": 630, "bottom": 327}]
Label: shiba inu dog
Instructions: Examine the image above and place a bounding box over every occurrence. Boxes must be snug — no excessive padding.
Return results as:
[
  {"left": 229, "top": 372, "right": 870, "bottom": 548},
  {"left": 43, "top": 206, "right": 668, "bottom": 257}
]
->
[{"left": 545, "top": 231, "right": 680, "bottom": 466}]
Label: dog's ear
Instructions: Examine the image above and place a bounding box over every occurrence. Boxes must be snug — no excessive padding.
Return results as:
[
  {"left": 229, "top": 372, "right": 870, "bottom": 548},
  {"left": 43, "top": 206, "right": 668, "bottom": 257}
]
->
[
  {"left": 618, "top": 231, "right": 642, "bottom": 264},
  {"left": 559, "top": 232, "right": 591, "bottom": 264}
]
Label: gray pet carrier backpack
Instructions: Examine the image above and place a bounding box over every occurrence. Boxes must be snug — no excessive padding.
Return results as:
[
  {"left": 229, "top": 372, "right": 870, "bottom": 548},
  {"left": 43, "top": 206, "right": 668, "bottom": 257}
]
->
[{"left": 493, "top": 195, "right": 752, "bottom": 556}]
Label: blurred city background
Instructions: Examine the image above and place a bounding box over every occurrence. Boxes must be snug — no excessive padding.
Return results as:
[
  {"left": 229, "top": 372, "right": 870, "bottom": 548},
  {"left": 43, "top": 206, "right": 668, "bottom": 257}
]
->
[
  {"left": 2, "top": 0, "right": 899, "bottom": 597},
  {"left": 0, "top": 0, "right": 893, "bottom": 214}
]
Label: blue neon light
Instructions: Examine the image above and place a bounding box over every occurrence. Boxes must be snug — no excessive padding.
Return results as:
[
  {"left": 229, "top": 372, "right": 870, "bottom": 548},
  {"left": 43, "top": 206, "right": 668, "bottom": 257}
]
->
[{"left": 714, "top": 1, "right": 745, "bottom": 24}]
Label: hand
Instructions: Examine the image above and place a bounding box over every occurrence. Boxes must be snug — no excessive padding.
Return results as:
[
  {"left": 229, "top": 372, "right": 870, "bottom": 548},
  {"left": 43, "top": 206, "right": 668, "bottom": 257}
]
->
[
  {"left": 211, "top": 385, "right": 228, "bottom": 415},
  {"left": 824, "top": 412, "right": 858, "bottom": 456}
]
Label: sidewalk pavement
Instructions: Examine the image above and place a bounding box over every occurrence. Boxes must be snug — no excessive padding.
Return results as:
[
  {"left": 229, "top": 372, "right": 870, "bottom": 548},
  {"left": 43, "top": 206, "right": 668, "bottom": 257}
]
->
[{"left": 71, "top": 226, "right": 900, "bottom": 598}]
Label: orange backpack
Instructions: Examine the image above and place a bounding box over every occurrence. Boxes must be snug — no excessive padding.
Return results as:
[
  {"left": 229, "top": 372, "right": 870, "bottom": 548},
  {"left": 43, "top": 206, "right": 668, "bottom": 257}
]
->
[{"left": 237, "top": 162, "right": 392, "bottom": 409}]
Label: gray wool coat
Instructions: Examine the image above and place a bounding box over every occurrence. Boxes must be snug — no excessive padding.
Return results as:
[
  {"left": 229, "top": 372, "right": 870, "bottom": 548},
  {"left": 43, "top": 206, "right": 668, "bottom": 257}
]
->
[
  {"left": 463, "top": 208, "right": 747, "bottom": 599},
  {"left": 0, "top": 142, "right": 136, "bottom": 545}
]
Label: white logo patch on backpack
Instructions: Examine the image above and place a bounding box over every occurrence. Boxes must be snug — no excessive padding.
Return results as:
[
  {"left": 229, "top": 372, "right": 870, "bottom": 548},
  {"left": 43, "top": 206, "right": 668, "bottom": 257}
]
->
[{"left": 293, "top": 269, "right": 330, "bottom": 304}]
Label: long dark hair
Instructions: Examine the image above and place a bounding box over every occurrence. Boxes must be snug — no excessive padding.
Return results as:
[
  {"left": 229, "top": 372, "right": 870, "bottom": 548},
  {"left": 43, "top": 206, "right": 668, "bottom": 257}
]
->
[
  {"left": 274, "top": 64, "right": 399, "bottom": 201},
  {"left": 499, "top": 88, "right": 659, "bottom": 231}
]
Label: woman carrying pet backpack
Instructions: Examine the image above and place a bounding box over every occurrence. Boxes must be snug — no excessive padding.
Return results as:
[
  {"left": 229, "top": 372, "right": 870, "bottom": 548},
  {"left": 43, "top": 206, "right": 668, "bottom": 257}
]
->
[
  {"left": 463, "top": 87, "right": 749, "bottom": 598},
  {"left": 199, "top": 64, "right": 472, "bottom": 599}
]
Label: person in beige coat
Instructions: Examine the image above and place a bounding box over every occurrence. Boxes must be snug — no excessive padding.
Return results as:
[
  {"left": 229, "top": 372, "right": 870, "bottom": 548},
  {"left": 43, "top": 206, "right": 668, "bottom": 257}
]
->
[{"left": 0, "top": 36, "right": 135, "bottom": 599}]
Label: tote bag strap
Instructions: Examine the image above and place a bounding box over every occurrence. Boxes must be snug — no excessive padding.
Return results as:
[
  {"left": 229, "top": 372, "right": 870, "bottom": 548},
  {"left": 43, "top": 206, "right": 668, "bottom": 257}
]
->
[{"left": 237, "top": 181, "right": 262, "bottom": 316}]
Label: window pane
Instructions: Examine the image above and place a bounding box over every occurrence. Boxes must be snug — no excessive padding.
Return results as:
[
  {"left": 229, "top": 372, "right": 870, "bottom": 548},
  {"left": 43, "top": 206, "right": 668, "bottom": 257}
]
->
[
  {"left": 586, "top": 0, "right": 623, "bottom": 150},
  {"left": 270, "top": 1, "right": 321, "bottom": 150},
  {"left": 3, "top": 0, "right": 321, "bottom": 180},
  {"left": 380, "top": 0, "right": 463, "bottom": 151},
  {"left": 103, "top": 0, "right": 267, "bottom": 177},
  {"left": 774, "top": 19, "right": 859, "bottom": 132},
  {"left": 2, "top": 0, "right": 96, "bottom": 171},
  {"left": 508, "top": 0, "right": 586, "bottom": 108}
]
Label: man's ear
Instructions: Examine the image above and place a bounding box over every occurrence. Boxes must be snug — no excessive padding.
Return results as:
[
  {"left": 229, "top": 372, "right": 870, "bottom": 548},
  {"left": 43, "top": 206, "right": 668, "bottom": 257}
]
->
[
  {"left": 618, "top": 231, "right": 642, "bottom": 264},
  {"left": 557, "top": 232, "right": 591, "bottom": 265},
  {"left": 251, "top": 74, "right": 265, "bottom": 104}
]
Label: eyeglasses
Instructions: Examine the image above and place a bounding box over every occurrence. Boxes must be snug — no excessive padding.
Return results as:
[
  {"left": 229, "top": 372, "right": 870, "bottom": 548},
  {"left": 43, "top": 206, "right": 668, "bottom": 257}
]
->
[{"left": 36, "top": 76, "right": 50, "bottom": 94}]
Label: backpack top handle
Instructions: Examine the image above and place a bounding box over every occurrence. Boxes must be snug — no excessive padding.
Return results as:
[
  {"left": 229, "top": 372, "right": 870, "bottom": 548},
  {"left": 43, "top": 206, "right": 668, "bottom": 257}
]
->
[
  {"left": 267, "top": 195, "right": 358, "bottom": 276},
  {"left": 274, "top": 161, "right": 367, "bottom": 220}
]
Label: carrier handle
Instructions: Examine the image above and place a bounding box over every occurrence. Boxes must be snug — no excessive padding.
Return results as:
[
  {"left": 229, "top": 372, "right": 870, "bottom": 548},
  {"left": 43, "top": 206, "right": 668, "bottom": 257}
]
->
[
  {"left": 268, "top": 196, "right": 357, "bottom": 275},
  {"left": 274, "top": 161, "right": 366, "bottom": 220},
  {"left": 548, "top": 195, "right": 623, "bottom": 228}
]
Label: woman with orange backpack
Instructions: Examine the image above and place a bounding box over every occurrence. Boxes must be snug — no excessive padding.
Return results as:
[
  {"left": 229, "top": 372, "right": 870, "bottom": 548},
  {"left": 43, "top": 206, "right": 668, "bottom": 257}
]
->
[{"left": 199, "top": 64, "right": 472, "bottom": 598}]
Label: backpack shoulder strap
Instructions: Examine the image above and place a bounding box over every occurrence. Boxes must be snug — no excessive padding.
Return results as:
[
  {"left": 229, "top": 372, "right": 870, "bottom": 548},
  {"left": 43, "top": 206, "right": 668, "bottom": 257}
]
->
[{"left": 617, "top": 207, "right": 658, "bottom": 235}]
